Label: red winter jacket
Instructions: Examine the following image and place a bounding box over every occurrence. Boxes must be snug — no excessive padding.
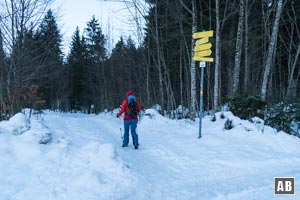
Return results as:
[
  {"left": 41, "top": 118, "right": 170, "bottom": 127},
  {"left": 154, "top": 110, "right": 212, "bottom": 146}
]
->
[{"left": 117, "top": 91, "right": 141, "bottom": 120}]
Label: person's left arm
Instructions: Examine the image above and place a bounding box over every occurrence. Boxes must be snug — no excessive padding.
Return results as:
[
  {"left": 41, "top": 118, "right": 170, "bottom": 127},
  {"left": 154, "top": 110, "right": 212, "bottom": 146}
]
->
[{"left": 137, "top": 101, "right": 141, "bottom": 114}]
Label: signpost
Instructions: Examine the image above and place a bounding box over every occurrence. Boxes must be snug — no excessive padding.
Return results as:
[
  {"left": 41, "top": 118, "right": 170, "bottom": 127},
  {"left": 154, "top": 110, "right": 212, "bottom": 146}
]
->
[{"left": 192, "top": 30, "right": 214, "bottom": 138}]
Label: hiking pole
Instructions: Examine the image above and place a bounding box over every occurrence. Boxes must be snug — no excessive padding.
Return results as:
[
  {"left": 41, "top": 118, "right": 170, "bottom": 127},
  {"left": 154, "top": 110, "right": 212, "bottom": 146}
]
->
[{"left": 120, "top": 128, "right": 123, "bottom": 139}]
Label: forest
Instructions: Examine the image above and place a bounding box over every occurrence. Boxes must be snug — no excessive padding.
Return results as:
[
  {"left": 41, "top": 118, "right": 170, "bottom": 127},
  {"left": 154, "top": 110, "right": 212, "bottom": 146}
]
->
[{"left": 0, "top": 0, "right": 299, "bottom": 123}]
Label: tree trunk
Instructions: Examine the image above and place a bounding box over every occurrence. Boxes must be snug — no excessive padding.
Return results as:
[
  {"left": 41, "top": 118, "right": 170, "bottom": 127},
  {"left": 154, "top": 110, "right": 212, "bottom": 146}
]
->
[
  {"left": 190, "top": 0, "right": 197, "bottom": 117},
  {"left": 214, "top": 0, "right": 221, "bottom": 110},
  {"left": 287, "top": 41, "right": 300, "bottom": 99},
  {"left": 244, "top": 0, "right": 250, "bottom": 91},
  {"left": 232, "top": 0, "right": 245, "bottom": 94},
  {"left": 261, "top": 0, "right": 284, "bottom": 101},
  {"left": 154, "top": 0, "right": 164, "bottom": 109}
]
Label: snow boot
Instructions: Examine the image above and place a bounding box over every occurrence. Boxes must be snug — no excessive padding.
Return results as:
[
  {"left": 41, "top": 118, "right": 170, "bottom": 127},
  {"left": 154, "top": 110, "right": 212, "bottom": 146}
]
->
[{"left": 134, "top": 144, "right": 139, "bottom": 149}]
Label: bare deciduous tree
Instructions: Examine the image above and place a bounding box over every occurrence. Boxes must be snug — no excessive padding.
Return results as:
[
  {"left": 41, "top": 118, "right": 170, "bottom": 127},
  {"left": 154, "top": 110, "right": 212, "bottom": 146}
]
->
[
  {"left": 232, "top": 0, "right": 244, "bottom": 94},
  {"left": 0, "top": 0, "right": 53, "bottom": 115},
  {"left": 214, "top": 0, "right": 221, "bottom": 110},
  {"left": 261, "top": 0, "right": 284, "bottom": 101}
]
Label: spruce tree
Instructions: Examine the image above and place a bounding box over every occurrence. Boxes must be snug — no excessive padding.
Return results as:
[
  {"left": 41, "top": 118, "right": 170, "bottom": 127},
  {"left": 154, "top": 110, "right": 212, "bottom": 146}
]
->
[
  {"left": 85, "top": 16, "right": 107, "bottom": 63},
  {"left": 67, "top": 27, "right": 88, "bottom": 110},
  {"left": 84, "top": 16, "right": 108, "bottom": 112},
  {"left": 35, "top": 9, "right": 63, "bottom": 108}
]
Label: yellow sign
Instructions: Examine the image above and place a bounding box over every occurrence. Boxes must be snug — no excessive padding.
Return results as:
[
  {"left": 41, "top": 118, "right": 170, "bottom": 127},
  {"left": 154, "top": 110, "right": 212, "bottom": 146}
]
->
[
  {"left": 194, "top": 43, "right": 212, "bottom": 52},
  {"left": 194, "top": 50, "right": 212, "bottom": 57},
  {"left": 192, "top": 56, "right": 214, "bottom": 62},
  {"left": 195, "top": 38, "right": 209, "bottom": 45},
  {"left": 192, "top": 30, "right": 214, "bottom": 62},
  {"left": 192, "top": 31, "right": 214, "bottom": 39}
]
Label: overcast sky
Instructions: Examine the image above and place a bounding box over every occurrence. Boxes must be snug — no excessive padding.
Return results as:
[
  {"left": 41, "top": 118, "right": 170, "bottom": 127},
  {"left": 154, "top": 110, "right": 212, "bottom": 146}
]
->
[{"left": 51, "top": 0, "right": 146, "bottom": 54}]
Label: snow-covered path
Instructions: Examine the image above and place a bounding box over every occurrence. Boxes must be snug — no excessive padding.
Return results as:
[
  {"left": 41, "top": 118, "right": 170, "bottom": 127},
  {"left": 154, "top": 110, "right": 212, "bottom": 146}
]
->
[{"left": 1, "top": 110, "right": 300, "bottom": 200}]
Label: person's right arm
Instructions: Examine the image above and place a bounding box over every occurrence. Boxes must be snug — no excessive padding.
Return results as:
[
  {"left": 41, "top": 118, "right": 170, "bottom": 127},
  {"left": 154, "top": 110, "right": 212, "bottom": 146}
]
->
[{"left": 117, "top": 100, "right": 126, "bottom": 117}]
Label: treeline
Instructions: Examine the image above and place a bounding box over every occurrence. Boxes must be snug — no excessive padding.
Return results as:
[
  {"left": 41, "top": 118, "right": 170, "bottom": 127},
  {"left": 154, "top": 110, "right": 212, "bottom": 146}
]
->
[{"left": 0, "top": 0, "right": 299, "bottom": 119}]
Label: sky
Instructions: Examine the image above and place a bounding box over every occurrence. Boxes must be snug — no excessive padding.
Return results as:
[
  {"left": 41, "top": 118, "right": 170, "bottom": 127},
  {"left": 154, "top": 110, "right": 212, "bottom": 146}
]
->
[
  {"left": 1, "top": 109, "right": 300, "bottom": 199},
  {"left": 50, "top": 0, "right": 147, "bottom": 54}
]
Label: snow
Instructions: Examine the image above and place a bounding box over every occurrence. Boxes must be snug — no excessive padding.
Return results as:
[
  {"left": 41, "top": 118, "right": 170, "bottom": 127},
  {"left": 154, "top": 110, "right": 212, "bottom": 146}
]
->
[{"left": 1, "top": 110, "right": 300, "bottom": 199}]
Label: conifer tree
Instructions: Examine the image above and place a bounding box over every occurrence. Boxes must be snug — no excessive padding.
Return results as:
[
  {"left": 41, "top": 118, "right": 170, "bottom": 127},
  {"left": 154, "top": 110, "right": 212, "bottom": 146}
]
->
[
  {"left": 84, "top": 16, "right": 108, "bottom": 111},
  {"left": 35, "top": 9, "right": 63, "bottom": 108},
  {"left": 85, "top": 16, "right": 107, "bottom": 63},
  {"left": 67, "top": 27, "right": 89, "bottom": 110}
]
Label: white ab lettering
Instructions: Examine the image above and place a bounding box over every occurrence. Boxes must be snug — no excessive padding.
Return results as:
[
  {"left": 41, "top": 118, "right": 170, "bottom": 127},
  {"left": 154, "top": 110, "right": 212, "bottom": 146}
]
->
[{"left": 277, "top": 181, "right": 293, "bottom": 192}]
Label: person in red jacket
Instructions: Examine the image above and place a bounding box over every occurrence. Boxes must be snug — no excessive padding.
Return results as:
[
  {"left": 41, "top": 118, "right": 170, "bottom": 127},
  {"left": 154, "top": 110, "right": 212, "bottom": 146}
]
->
[{"left": 117, "top": 91, "right": 141, "bottom": 149}]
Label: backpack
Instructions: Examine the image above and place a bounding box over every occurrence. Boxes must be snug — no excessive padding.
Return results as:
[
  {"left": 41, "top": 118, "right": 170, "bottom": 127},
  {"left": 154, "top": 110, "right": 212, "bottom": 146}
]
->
[{"left": 126, "top": 95, "right": 137, "bottom": 117}]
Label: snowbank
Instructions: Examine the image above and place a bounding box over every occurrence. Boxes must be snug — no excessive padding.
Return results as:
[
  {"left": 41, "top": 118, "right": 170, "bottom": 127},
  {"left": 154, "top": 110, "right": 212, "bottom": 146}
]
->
[
  {"left": 28, "top": 119, "right": 52, "bottom": 144},
  {"left": 0, "top": 113, "right": 30, "bottom": 135}
]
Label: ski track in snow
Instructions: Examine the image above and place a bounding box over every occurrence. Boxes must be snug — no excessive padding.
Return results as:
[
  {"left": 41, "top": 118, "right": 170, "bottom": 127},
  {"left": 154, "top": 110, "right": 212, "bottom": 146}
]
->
[{"left": 1, "top": 110, "right": 300, "bottom": 200}]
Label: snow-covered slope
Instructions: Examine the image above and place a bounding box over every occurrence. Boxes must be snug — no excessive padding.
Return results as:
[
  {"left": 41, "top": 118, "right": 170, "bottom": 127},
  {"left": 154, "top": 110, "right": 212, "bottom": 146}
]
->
[{"left": 0, "top": 110, "right": 300, "bottom": 200}]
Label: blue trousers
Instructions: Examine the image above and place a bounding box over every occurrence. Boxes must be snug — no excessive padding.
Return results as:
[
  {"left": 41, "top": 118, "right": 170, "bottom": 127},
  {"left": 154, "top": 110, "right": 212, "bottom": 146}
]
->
[{"left": 123, "top": 120, "right": 139, "bottom": 146}]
